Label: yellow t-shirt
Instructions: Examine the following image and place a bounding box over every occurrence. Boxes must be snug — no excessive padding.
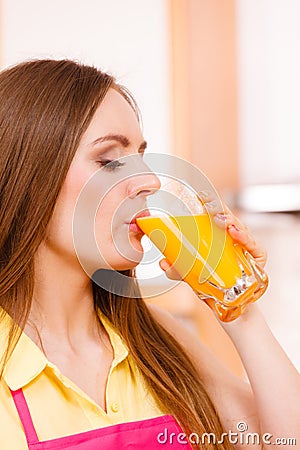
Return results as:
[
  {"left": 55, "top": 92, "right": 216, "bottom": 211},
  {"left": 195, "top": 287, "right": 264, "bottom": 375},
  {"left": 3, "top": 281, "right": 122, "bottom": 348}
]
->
[{"left": 0, "top": 310, "right": 164, "bottom": 449}]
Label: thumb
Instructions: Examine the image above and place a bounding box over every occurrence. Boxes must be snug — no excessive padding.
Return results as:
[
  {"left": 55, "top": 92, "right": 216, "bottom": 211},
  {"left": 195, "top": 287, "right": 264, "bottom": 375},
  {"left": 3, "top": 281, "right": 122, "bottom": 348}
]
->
[{"left": 159, "top": 258, "right": 182, "bottom": 281}]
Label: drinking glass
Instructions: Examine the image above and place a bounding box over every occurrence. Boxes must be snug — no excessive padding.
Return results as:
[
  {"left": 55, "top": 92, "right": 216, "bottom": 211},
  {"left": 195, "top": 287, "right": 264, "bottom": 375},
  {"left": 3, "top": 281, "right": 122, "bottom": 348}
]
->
[{"left": 136, "top": 180, "right": 268, "bottom": 322}]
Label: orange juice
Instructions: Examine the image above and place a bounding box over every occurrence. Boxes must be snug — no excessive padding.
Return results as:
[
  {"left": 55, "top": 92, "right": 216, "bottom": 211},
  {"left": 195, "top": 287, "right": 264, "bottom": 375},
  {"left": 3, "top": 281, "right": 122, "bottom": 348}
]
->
[{"left": 136, "top": 214, "right": 268, "bottom": 321}]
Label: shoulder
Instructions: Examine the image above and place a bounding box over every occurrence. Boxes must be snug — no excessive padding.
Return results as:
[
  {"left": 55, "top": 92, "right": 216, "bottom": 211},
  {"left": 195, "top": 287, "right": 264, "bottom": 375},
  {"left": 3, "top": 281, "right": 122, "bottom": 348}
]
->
[{"left": 146, "top": 302, "right": 259, "bottom": 433}]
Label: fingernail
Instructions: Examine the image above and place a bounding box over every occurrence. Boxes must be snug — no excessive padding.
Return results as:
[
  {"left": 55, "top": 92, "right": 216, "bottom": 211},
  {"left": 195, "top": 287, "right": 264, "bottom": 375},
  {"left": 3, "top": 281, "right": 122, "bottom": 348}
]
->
[
  {"left": 228, "top": 224, "right": 240, "bottom": 233},
  {"left": 215, "top": 213, "right": 227, "bottom": 221},
  {"left": 159, "top": 259, "right": 169, "bottom": 270},
  {"left": 198, "top": 190, "right": 210, "bottom": 199},
  {"left": 205, "top": 200, "right": 217, "bottom": 210}
]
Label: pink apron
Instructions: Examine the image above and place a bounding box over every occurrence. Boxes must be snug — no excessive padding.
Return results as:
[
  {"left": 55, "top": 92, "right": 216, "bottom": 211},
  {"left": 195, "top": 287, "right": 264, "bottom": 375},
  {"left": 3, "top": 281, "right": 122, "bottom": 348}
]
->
[{"left": 10, "top": 388, "right": 192, "bottom": 449}]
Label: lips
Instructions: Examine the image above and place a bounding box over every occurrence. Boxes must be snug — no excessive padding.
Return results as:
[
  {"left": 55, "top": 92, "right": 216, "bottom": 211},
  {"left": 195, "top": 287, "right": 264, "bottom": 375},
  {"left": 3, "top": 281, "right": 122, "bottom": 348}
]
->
[
  {"left": 130, "top": 209, "right": 151, "bottom": 225},
  {"left": 128, "top": 209, "right": 151, "bottom": 233}
]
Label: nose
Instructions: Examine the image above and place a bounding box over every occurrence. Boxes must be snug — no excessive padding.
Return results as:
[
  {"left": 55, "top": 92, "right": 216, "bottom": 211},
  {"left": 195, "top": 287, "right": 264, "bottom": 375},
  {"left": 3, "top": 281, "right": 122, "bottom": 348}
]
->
[{"left": 127, "top": 172, "right": 161, "bottom": 199}]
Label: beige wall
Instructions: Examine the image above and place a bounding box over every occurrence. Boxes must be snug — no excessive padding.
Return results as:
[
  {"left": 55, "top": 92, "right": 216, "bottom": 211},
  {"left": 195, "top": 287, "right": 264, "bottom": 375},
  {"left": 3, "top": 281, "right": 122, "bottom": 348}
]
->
[
  {"left": 237, "top": 0, "right": 300, "bottom": 186},
  {"left": 170, "top": 0, "right": 239, "bottom": 192}
]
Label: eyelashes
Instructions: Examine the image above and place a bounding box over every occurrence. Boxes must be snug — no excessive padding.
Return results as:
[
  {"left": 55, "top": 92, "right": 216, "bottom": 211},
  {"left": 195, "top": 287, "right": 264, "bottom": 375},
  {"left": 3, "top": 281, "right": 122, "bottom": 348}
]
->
[
  {"left": 97, "top": 159, "right": 126, "bottom": 172},
  {"left": 97, "top": 153, "right": 145, "bottom": 172}
]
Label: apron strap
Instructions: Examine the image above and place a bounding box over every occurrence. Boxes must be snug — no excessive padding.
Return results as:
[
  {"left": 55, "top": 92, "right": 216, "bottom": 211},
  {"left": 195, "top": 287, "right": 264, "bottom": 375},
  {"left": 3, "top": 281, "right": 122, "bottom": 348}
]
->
[{"left": 10, "top": 388, "right": 39, "bottom": 445}]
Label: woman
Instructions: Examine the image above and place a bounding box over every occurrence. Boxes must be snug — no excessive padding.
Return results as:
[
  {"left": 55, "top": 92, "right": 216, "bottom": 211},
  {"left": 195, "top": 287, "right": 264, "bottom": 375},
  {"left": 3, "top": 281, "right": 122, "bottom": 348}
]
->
[{"left": 0, "top": 59, "right": 299, "bottom": 450}]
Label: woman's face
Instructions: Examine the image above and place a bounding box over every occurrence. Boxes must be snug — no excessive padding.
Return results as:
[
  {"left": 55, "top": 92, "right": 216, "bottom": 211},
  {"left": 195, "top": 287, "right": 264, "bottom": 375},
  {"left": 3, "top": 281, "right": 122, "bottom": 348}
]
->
[{"left": 43, "top": 88, "right": 160, "bottom": 275}]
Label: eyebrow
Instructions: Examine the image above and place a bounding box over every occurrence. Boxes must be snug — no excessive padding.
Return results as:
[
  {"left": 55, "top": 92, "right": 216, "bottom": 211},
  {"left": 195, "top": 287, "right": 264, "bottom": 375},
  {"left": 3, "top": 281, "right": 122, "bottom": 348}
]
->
[{"left": 91, "top": 134, "right": 147, "bottom": 152}]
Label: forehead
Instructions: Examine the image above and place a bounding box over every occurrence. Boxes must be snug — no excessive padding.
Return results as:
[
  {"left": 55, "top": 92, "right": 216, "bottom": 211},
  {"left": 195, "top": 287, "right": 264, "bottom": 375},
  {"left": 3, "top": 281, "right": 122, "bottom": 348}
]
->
[{"left": 82, "top": 88, "right": 143, "bottom": 143}]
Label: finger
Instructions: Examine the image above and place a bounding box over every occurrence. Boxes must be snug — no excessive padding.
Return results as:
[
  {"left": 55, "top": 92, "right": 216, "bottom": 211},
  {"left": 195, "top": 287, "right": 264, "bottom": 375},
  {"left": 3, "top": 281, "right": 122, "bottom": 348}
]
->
[
  {"left": 227, "top": 224, "right": 267, "bottom": 267},
  {"left": 203, "top": 199, "right": 247, "bottom": 232},
  {"left": 159, "top": 259, "right": 182, "bottom": 280},
  {"left": 182, "top": 188, "right": 267, "bottom": 269},
  {"left": 213, "top": 207, "right": 267, "bottom": 268},
  {"left": 198, "top": 193, "right": 247, "bottom": 232},
  {"left": 205, "top": 200, "right": 226, "bottom": 215},
  {"left": 214, "top": 211, "right": 249, "bottom": 234},
  {"left": 197, "top": 190, "right": 216, "bottom": 203},
  {"left": 197, "top": 190, "right": 226, "bottom": 215}
]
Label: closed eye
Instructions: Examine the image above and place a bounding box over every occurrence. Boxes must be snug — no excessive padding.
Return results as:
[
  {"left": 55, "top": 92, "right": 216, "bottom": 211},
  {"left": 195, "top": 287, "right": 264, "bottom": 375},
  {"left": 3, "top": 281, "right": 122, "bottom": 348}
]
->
[{"left": 97, "top": 159, "right": 126, "bottom": 172}]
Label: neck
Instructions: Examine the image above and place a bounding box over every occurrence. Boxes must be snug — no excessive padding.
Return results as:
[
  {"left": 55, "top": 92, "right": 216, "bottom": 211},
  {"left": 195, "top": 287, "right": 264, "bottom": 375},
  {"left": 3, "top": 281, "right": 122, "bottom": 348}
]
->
[{"left": 25, "top": 243, "right": 102, "bottom": 351}]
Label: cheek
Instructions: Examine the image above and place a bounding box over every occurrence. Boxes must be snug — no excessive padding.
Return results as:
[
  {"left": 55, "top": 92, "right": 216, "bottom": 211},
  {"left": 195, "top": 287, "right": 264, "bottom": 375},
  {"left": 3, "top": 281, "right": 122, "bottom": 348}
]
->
[
  {"left": 94, "top": 188, "right": 131, "bottom": 253},
  {"left": 46, "top": 168, "right": 93, "bottom": 250},
  {"left": 95, "top": 194, "right": 122, "bottom": 238},
  {"left": 59, "top": 171, "right": 88, "bottom": 224},
  {"left": 46, "top": 166, "right": 141, "bottom": 270},
  {"left": 65, "top": 164, "right": 91, "bottom": 198},
  {"left": 94, "top": 192, "right": 144, "bottom": 265}
]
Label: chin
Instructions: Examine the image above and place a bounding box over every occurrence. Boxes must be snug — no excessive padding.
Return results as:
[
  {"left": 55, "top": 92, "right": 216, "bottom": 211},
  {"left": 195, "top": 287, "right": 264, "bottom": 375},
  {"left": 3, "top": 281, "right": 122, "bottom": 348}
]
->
[
  {"left": 93, "top": 248, "right": 143, "bottom": 272},
  {"left": 110, "top": 263, "right": 138, "bottom": 272},
  {"left": 109, "top": 237, "right": 144, "bottom": 268},
  {"left": 109, "top": 254, "right": 142, "bottom": 271},
  {"left": 90, "top": 231, "right": 145, "bottom": 272}
]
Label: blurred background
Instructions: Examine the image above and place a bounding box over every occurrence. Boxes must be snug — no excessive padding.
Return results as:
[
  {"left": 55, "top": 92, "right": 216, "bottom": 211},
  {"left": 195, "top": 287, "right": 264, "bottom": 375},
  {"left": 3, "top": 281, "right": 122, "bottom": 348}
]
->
[{"left": 0, "top": 0, "right": 299, "bottom": 374}]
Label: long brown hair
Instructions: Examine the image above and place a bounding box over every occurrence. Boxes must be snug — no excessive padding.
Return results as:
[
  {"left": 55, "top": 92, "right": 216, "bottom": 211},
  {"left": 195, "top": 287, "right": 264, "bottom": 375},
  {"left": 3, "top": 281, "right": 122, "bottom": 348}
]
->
[{"left": 0, "top": 59, "right": 232, "bottom": 449}]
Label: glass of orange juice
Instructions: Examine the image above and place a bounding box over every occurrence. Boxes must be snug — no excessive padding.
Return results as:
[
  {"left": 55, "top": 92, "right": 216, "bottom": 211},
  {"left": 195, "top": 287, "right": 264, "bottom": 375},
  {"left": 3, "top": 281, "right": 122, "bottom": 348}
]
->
[{"left": 136, "top": 180, "right": 268, "bottom": 322}]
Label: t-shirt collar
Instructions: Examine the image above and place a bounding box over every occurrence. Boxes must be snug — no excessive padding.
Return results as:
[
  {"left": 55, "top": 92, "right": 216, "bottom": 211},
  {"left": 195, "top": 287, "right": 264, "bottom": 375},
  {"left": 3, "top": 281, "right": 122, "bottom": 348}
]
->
[{"left": 1, "top": 309, "right": 129, "bottom": 391}]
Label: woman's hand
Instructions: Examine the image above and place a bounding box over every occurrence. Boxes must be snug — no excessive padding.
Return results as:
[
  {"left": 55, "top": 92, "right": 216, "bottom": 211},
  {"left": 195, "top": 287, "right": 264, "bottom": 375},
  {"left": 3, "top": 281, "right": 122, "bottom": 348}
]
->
[
  {"left": 206, "top": 199, "right": 267, "bottom": 269},
  {"left": 159, "top": 192, "right": 267, "bottom": 277}
]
